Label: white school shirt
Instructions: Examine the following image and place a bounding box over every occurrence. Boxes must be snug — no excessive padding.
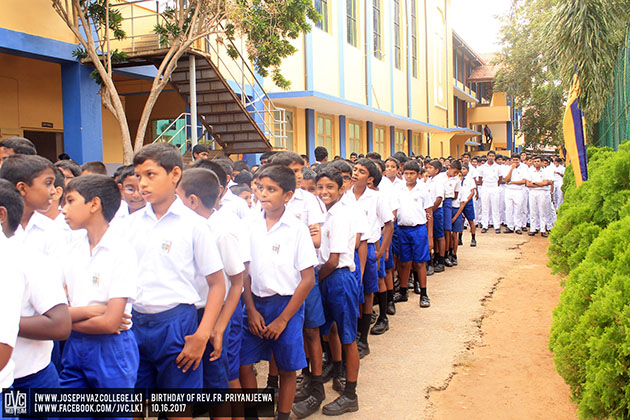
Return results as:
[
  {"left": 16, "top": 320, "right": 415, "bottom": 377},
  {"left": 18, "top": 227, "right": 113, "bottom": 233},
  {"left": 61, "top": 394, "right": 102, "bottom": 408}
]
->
[
  {"left": 220, "top": 189, "right": 251, "bottom": 220},
  {"left": 8, "top": 242, "right": 66, "bottom": 379},
  {"left": 128, "top": 197, "right": 224, "bottom": 314},
  {"left": 318, "top": 201, "right": 356, "bottom": 271},
  {"left": 13, "top": 211, "right": 65, "bottom": 258},
  {"left": 506, "top": 165, "right": 528, "bottom": 191},
  {"left": 378, "top": 177, "right": 401, "bottom": 213},
  {"left": 499, "top": 164, "right": 511, "bottom": 188},
  {"left": 194, "top": 210, "right": 248, "bottom": 308},
  {"left": 247, "top": 209, "right": 318, "bottom": 297},
  {"left": 285, "top": 188, "right": 325, "bottom": 227},
  {"left": 426, "top": 174, "right": 446, "bottom": 208},
  {"left": 527, "top": 167, "right": 553, "bottom": 191},
  {"left": 0, "top": 234, "right": 26, "bottom": 389},
  {"left": 460, "top": 175, "right": 477, "bottom": 203},
  {"left": 553, "top": 165, "right": 565, "bottom": 184},
  {"left": 479, "top": 162, "right": 501, "bottom": 188},
  {"left": 444, "top": 175, "right": 460, "bottom": 199},
  {"left": 341, "top": 187, "right": 393, "bottom": 243},
  {"left": 450, "top": 176, "right": 463, "bottom": 207},
  {"left": 339, "top": 199, "right": 368, "bottom": 244},
  {"left": 62, "top": 228, "right": 138, "bottom": 327},
  {"left": 543, "top": 166, "right": 555, "bottom": 191},
  {"left": 396, "top": 182, "right": 432, "bottom": 226}
]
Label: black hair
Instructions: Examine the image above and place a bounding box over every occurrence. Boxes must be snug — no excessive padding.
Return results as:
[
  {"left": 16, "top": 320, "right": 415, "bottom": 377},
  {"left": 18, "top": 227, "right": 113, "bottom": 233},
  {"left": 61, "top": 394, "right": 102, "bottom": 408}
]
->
[
  {"left": 0, "top": 179, "right": 24, "bottom": 235},
  {"left": 271, "top": 151, "right": 305, "bottom": 167},
  {"left": 52, "top": 167, "right": 65, "bottom": 201},
  {"left": 0, "top": 137, "right": 37, "bottom": 155},
  {"left": 358, "top": 153, "right": 365, "bottom": 158},
  {"left": 315, "top": 168, "right": 343, "bottom": 188},
  {"left": 426, "top": 159, "right": 443, "bottom": 172},
  {"left": 257, "top": 164, "right": 296, "bottom": 193},
  {"left": 212, "top": 157, "right": 234, "bottom": 178},
  {"left": 300, "top": 154, "right": 309, "bottom": 164},
  {"left": 471, "top": 156, "right": 479, "bottom": 162},
  {"left": 392, "top": 151, "right": 408, "bottom": 164},
  {"left": 555, "top": 157, "right": 563, "bottom": 163},
  {"left": 81, "top": 161, "right": 108, "bottom": 175},
  {"left": 66, "top": 174, "right": 121, "bottom": 222},
  {"left": 230, "top": 184, "right": 251, "bottom": 196},
  {"left": 350, "top": 152, "right": 358, "bottom": 157},
  {"left": 190, "top": 159, "right": 228, "bottom": 187},
  {"left": 462, "top": 152, "right": 471, "bottom": 158},
  {"left": 192, "top": 144, "right": 209, "bottom": 156},
  {"left": 302, "top": 168, "right": 317, "bottom": 182},
  {"left": 314, "top": 146, "right": 329, "bottom": 162},
  {"left": 403, "top": 160, "right": 421, "bottom": 172},
  {"left": 55, "top": 160, "right": 82, "bottom": 177},
  {"left": 385, "top": 157, "right": 401, "bottom": 168},
  {"left": 116, "top": 165, "right": 136, "bottom": 184},
  {"left": 233, "top": 170, "right": 253, "bottom": 187},
  {"left": 487, "top": 150, "right": 496, "bottom": 157},
  {"left": 133, "top": 143, "right": 183, "bottom": 173},
  {"left": 374, "top": 159, "right": 385, "bottom": 172},
  {"left": 450, "top": 160, "right": 462, "bottom": 171},
  {"left": 0, "top": 154, "right": 54, "bottom": 186},
  {"left": 356, "top": 158, "right": 380, "bottom": 181},
  {"left": 260, "top": 151, "right": 275, "bottom": 163},
  {"left": 179, "top": 168, "right": 220, "bottom": 209},
  {"left": 58, "top": 153, "right": 71, "bottom": 161},
  {"left": 366, "top": 151, "right": 381, "bottom": 161},
  {"left": 233, "top": 160, "right": 250, "bottom": 172},
  {"left": 112, "top": 165, "right": 125, "bottom": 181}
]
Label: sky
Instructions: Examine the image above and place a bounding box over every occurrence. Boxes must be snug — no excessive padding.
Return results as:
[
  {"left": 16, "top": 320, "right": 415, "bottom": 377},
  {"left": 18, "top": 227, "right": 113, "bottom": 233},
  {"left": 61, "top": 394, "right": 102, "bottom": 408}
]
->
[{"left": 451, "top": 0, "right": 512, "bottom": 54}]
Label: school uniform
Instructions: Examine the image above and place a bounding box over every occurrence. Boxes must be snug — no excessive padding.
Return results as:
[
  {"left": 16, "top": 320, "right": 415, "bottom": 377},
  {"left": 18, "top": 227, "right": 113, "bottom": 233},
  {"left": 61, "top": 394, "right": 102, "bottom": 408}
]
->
[
  {"left": 426, "top": 174, "right": 446, "bottom": 239},
  {"left": 498, "top": 164, "right": 510, "bottom": 224},
  {"left": 13, "top": 211, "right": 66, "bottom": 258},
  {"left": 0, "top": 234, "right": 26, "bottom": 391},
  {"left": 451, "top": 185, "right": 464, "bottom": 234},
  {"left": 521, "top": 164, "right": 532, "bottom": 229},
  {"left": 527, "top": 168, "right": 553, "bottom": 233},
  {"left": 478, "top": 162, "right": 502, "bottom": 229},
  {"left": 443, "top": 174, "right": 460, "bottom": 233},
  {"left": 378, "top": 179, "right": 400, "bottom": 273},
  {"left": 469, "top": 165, "right": 482, "bottom": 225},
  {"left": 544, "top": 165, "right": 558, "bottom": 230},
  {"left": 221, "top": 188, "right": 251, "bottom": 219},
  {"left": 240, "top": 209, "right": 318, "bottom": 372},
  {"left": 339, "top": 199, "right": 368, "bottom": 301},
  {"left": 341, "top": 187, "right": 394, "bottom": 294},
  {"left": 460, "top": 175, "right": 477, "bottom": 222},
  {"left": 553, "top": 164, "right": 565, "bottom": 209},
  {"left": 128, "top": 197, "right": 224, "bottom": 389},
  {"left": 395, "top": 182, "right": 432, "bottom": 263},
  {"left": 317, "top": 202, "right": 361, "bottom": 345},
  {"left": 60, "top": 228, "right": 139, "bottom": 390},
  {"left": 505, "top": 164, "right": 528, "bottom": 231}
]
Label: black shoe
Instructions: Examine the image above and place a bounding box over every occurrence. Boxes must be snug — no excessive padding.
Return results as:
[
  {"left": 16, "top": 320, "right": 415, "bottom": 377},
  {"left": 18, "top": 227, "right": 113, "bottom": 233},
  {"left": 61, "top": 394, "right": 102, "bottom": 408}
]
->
[
  {"left": 420, "top": 295, "right": 431, "bottom": 308},
  {"left": 393, "top": 292, "right": 408, "bottom": 302},
  {"left": 541, "top": 231, "right": 549, "bottom": 238},
  {"left": 504, "top": 228, "right": 514, "bottom": 233},
  {"left": 370, "top": 317, "right": 389, "bottom": 335},
  {"left": 292, "top": 394, "right": 324, "bottom": 419},
  {"left": 332, "top": 376, "right": 346, "bottom": 394},
  {"left": 470, "top": 238, "right": 477, "bottom": 247},
  {"left": 357, "top": 341, "right": 370, "bottom": 359},
  {"left": 321, "top": 360, "right": 334, "bottom": 383},
  {"left": 528, "top": 231, "right": 537, "bottom": 236},
  {"left": 495, "top": 229, "right": 501, "bottom": 234},
  {"left": 370, "top": 310, "right": 377, "bottom": 325},
  {"left": 393, "top": 277, "right": 400, "bottom": 292},
  {"left": 322, "top": 394, "right": 359, "bottom": 416},
  {"left": 294, "top": 382, "right": 313, "bottom": 403},
  {"left": 387, "top": 301, "right": 396, "bottom": 315},
  {"left": 413, "top": 280, "right": 421, "bottom": 294},
  {"left": 451, "top": 255, "right": 458, "bottom": 266},
  {"left": 427, "top": 263, "right": 435, "bottom": 275},
  {"left": 444, "top": 257, "right": 454, "bottom": 267},
  {"left": 481, "top": 228, "right": 488, "bottom": 233},
  {"left": 515, "top": 229, "right": 523, "bottom": 235},
  {"left": 434, "top": 263, "right": 445, "bottom": 273}
]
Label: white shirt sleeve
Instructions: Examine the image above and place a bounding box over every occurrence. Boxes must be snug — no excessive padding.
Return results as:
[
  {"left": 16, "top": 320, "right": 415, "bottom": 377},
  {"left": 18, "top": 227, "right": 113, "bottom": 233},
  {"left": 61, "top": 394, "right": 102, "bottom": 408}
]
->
[
  {"left": 328, "top": 212, "right": 354, "bottom": 254},
  {"left": 305, "top": 192, "right": 325, "bottom": 226},
  {"left": 294, "top": 223, "right": 319, "bottom": 273},
  {"left": 108, "top": 247, "right": 138, "bottom": 302},
  {"left": 0, "top": 266, "right": 24, "bottom": 348},
  {"left": 216, "top": 230, "right": 246, "bottom": 277},
  {"left": 25, "top": 258, "right": 67, "bottom": 314},
  {"left": 376, "top": 193, "right": 395, "bottom": 226}
]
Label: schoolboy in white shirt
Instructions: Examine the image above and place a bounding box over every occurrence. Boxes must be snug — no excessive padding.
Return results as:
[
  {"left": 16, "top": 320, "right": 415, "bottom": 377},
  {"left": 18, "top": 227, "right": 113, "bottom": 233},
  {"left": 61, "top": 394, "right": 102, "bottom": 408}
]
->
[
  {"left": 60, "top": 174, "right": 139, "bottom": 392},
  {"left": 504, "top": 154, "right": 528, "bottom": 234},
  {"left": 526, "top": 156, "right": 553, "bottom": 237},
  {"left": 130, "top": 143, "right": 226, "bottom": 392},
  {"left": 445, "top": 161, "right": 462, "bottom": 266},
  {"left": 443, "top": 161, "right": 461, "bottom": 267},
  {"left": 111, "top": 165, "right": 146, "bottom": 225},
  {"left": 478, "top": 150, "right": 502, "bottom": 233},
  {"left": 239, "top": 165, "right": 318, "bottom": 420},
  {"left": 424, "top": 160, "right": 446, "bottom": 273},
  {"left": 552, "top": 157, "right": 565, "bottom": 209},
  {"left": 459, "top": 165, "right": 477, "bottom": 247}
]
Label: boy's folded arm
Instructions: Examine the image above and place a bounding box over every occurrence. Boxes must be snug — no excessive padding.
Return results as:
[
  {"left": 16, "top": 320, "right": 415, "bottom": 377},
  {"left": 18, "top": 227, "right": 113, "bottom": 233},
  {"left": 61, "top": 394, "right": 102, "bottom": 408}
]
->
[
  {"left": 68, "top": 305, "right": 107, "bottom": 323},
  {"left": 71, "top": 298, "right": 128, "bottom": 335},
  {"left": 318, "top": 253, "right": 340, "bottom": 281},
  {"left": 18, "top": 303, "right": 71, "bottom": 341}
]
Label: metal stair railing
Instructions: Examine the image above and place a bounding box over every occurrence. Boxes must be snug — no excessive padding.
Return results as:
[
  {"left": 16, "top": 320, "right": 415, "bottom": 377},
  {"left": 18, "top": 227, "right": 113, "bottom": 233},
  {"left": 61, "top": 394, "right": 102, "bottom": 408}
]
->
[{"left": 152, "top": 112, "right": 214, "bottom": 154}]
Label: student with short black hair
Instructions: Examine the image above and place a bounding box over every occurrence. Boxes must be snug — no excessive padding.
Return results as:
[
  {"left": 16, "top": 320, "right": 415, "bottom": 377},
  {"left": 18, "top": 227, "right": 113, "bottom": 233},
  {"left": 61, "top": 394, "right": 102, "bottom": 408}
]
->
[
  {"left": 0, "top": 137, "right": 37, "bottom": 166},
  {"left": 112, "top": 165, "right": 146, "bottom": 225},
  {"left": 478, "top": 150, "right": 502, "bottom": 233},
  {"left": 233, "top": 160, "right": 250, "bottom": 177},
  {"left": 349, "top": 152, "right": 358, "bottom": 163},
  {"left": 458, "top": 165, "right": 478, "bottom": 246},
  {"left": 526, "top": 156, "right": 553, "bottom": 237},
  {"left": 314, "top": 146, "right": 329, "bottom": 163},
  {"left": 81, "top": 161, "right": 108, "bottom": 176},
  {"left": 129, "top": 143, "right": 226, "bottom": 392},
  {"left": 239, "top": 164, "right": 318, "bottom": 420},
  {"left": 234, "top": 170, "right": 253, "bottom": 187},
  {"left": 39, "top": 167, "right": 65, "bottom": 222},
  {"left": 55, "top": 160, "right": 82, "bottom": 183},
  {"left": 192, "top": 144, "right": 210, "bottom": 161},
  {"left": 301, "top": 168, "right": 318, "bottom": 195},
  {"left": 446, "top": 161, "right": 462, "bottom": 265},
  {"left": 260, "top": 151, "right": 275, "bottom": 165},
  {"left": 443, "top": 160, "right": 462, "bottom": 266},
  {"left": 424, "top": 159, "right": 446, "bottom": 273},
  {"left": 503, "top": 154, "right": 528, "bottom": 234},
  {"left": 60, "top": 174, "right": 139, "bottom": 390}
]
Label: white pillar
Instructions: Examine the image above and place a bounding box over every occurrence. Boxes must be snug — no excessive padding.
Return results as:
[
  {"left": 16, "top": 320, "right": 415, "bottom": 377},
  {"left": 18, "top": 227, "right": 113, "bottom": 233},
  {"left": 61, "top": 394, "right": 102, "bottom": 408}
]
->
[{"left": 189, "top": 55, "right": 198, "bottom": 147}]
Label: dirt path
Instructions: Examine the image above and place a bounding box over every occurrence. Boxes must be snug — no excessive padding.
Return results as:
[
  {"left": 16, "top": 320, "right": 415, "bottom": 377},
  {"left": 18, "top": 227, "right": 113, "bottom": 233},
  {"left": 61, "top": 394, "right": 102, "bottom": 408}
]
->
[
  {"left": 249, "top": 232, "right": 576, "bottom": 419},
  {"left": 428, "top": 237, "right": 577, "bottom": 420}
]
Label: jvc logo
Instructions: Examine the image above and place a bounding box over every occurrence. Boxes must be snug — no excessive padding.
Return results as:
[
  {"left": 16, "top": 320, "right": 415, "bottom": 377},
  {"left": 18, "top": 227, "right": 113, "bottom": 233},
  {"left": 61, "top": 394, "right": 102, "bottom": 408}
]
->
[{"left": 3, "top": 389, "right": 27, "bottom": 415}]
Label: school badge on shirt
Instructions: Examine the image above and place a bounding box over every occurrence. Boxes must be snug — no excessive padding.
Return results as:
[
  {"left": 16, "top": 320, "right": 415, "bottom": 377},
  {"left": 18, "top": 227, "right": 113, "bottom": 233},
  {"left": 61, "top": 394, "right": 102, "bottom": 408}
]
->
[
  {"left": 92, "top": 273, "right": 100, "bottom": 287},
  {"left": 272, "top": 244, "right": 280, "bottom": 254},
  {"left": 161, "top": 240, "right": 173, "bottom": 254}
]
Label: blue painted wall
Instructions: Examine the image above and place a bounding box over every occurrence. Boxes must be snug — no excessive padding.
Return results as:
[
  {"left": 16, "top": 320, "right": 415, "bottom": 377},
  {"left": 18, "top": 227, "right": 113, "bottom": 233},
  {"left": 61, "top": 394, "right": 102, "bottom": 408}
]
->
[
  {"left": 367, "top": 121, "right": 374, "bottom": 152},
  {"left": 338, "top": 115, "right": 347, "bottom": 158},
  {"left": 306, "top": 108, "right": 316, "bottom": 163}
]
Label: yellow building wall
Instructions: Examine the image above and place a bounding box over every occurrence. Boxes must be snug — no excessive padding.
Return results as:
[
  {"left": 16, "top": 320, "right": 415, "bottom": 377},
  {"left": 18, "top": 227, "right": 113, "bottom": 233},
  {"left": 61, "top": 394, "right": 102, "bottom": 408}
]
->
[
  {"left": 410, "top": 0, "right": 428, "bottom": 123},
  {"left": 344, "top": 41, "right": 367, "bottom": 105},
  {"left": 468, "top": 105, "right": 511, "bottom": 125},
  {"left": 102, "top": 106, "right": 124, "bottom": 163},
  {"left": 1, "top": 0, "right": 76, "bottom": 44},
  {"left": 488, "top": 123, "right": 507, "bottom": 148}
]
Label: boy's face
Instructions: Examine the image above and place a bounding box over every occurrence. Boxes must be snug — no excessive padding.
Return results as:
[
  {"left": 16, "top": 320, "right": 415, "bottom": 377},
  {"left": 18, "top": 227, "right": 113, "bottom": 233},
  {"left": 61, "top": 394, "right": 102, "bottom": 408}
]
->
[
  {"left": 487, "top": 154, "right": 495, "bottom": 164},
  {"left": 238, "top": 190, "right": 252, "bottom": 208},
  {"left": 287, "top": 162, "right": 304, "bottom": 188},
  {"left": 194, "top": 151, "right": 209, "bottom": 161},
  {"left": 350, "top": 154, "right": 358, "bottom": 163},
  {"left": 20, "top": 168, "right": 56, "bottom": 212},
  {"left": 62, "top": 190, "right": 95, "bottom": 230},
  {"left": 403, "top": 170, "right": 418, "bottom": 185},
  {"left": 462, "top": 166, "right": 469, "bottom": 177},
  {"left": 384, "top": 161, "right": 398, "bottom": 179},
  {"left": 316, "top": 176, "right": 343, "bottom": 209},
  {"left": 58, "top": 167, "right": 76, "bottom": 185},
  {"left": 426, "top": 164, "right": 439, "bottom": 177},
  {"left": 257, "top": 177, "right": 293, "bottom": 212},
  {"left": 134, "top": 159, "right": 181, "bottom": 204},
  {"left": 341, "top": 172, "right": 352, "bottom": 191},
  {"left": 352, "top": 164, "right": 372, "bottom": 187},
  {"left": 512, "top": 157, "right": 520, "bottom": 167},
  {"left": 462, "top": 155, "right": 470, "bottom": 165},
  {"left": 0, "top": 147, "right": 14, "bottom": 167},
  {"left": 301, "top": 179, "right": 316, "bottom": 195},
  {"left": 533, "top": 158, "right": 542, "bottom": 169},
  {"left": 471, "top": 159, "right": 478, "bottom": 167},
  {"left": 447, "top": 168, "right": 460, "bottom": 177},
  {"left": 120, "top": 176, "right": 145, "bottom": 213}
]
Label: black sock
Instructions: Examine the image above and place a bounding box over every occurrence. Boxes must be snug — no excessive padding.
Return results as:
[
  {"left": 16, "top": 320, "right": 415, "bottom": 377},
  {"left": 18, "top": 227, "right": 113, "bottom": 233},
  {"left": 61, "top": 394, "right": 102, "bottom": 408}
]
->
[
  {"left": 333, "top": 360, "right": 343, "bottom": 378},
  {"left": 266, "top": 374, "right": 278, "bottom": 389},
  {"left": 322, "top": 340, "right": 331, "bottom": 364},
  {"left": 310, "top": 375, "right": 325, "bottom": 400},
  {"left": 387, "top": 289, "right": 394, "bottom": 304},
  {"left": 358, "top": 314, "right": 371, "bottom": 344},
  {"left": 344, "top": 381, "right": 358, "bottom": 399},
  {"left": 472, "top": 233, "right": 476, "bottom": 239},
  {"left": 400, "top": 286, "right": 408, "bottom": 296},
  {"left": 377, "top": 292, "right": 387, "bottom": 321},
  {"left": 420, "top": 287, "right": 427, "bottom": 297},
  {"left": 277, "top": 412, "right": 290, "bottom": 420},
  {"left": 301, "top": 361, "right": 310, "bottom": 377}
]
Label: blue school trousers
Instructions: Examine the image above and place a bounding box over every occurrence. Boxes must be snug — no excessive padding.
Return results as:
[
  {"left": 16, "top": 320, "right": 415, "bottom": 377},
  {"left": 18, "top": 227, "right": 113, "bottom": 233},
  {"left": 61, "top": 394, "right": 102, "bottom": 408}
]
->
[{"left": 319, "top": 268, "right": 361, "bottom": 345}]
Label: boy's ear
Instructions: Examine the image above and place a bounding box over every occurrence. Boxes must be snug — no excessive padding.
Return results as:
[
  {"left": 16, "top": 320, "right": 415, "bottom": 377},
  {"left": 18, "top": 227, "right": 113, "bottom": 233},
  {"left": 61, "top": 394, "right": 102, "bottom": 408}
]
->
[
  {"left": 169, "top": 166, "right": 182, "bottom": 183},
  {"left": 15, "top": 181, "right": 27, "bottom": 197},
  {"left": 0, "top": 206, "right": 9, "bottom": 238},
  {"left": 89, "top": 196, "right": 102, "bottom": 214},
  {"left": 282, "top": 190, "right": 294, "bottom": 204}
]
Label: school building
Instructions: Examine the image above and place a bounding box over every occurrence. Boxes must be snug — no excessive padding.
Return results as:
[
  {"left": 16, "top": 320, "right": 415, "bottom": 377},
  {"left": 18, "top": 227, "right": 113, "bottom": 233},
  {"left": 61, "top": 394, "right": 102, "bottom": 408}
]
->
[{"left": 0, "top": 0, "right": 520, "bottom": 165}]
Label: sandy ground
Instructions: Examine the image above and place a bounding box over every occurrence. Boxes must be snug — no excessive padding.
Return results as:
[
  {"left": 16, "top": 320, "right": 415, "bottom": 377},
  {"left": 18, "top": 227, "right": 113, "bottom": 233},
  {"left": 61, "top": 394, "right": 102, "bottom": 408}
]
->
[{"left": 248, "top": 232, "right": 576, "bottom": 419}]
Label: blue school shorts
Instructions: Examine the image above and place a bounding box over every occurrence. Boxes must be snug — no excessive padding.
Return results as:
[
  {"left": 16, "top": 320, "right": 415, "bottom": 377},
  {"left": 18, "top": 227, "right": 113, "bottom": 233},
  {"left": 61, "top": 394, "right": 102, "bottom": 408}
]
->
[
  {"left": 132, "top": 304, "right": 202, "bottom": 389},
  {"left": 443, "top": 198, "right": 453, "bottom": 231},
  {"left": 60, "top": 330, "right": 139, "bottom": 389},
  {"left": 451, "top": 205, "right": 464, "bottom": 233},
  {"left": 463, "top": 200, "right": 475, "bottom": 221},
  {"left": 319, "top": 268, "right": 361, "bottom": 345},
  {"left": 51, "top": 340, "right": 64, "bottom": 374},
  {"left": 433, "top": 207, "right": 445, "bottom": 239},
  {"left": 304, "top": 268, "right": 326, "bottom": 329},
  {"left": 197, "top": 309, "right": 229, "bottom": 389},
  {"left": 398, "top": 225, "right": 431, "bottom": 263},
  {"left": 353, "top": 250, "right": 365, "bottom": 305},
  {"left": 363, "top": 243, "right": 379, "bottom": 294},
  {"left": 13, "top": 361, "right": 59, "bottom": 389},
  {"left": 240, "top": 295, "right": 306, "bottom": 372},
  {"left": 226, "top": 301, "right": 243, "bottom": 381},
  {"left": 391, "top": 221, "right": 401, "bottom": 257},
  {"left": 378, "top": 253, "right": 386, "bottom": 279},
  {"left": 385, "top": 240, "right": 394, "bottom": 270}
]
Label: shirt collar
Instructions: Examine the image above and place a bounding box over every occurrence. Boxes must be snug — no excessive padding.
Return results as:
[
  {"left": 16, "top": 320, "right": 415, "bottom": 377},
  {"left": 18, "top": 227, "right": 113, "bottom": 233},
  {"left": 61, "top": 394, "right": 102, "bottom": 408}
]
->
[{"left": 141, "top": 196, "right": 187, "bottom": 221}]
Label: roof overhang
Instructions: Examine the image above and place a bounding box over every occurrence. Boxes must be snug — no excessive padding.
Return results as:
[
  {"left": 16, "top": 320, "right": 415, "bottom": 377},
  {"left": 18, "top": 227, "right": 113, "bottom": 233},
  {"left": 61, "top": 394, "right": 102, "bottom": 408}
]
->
[{"left": 453, "top": 84, "right": 479, "bottom": 103}]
